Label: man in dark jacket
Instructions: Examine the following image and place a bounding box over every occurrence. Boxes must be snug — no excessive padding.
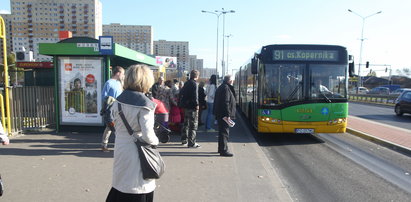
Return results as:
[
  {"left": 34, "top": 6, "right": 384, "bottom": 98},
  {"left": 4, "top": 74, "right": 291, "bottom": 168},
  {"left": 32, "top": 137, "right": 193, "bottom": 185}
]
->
[
  {"left": 213, "top": 75, "right": 236, "bottom": 157},
  {"left": 151, "top": 76, "right": 164, "bottom": 99},
  {"left": 179, "top": 70, "right": 201, "bottom": 148}
]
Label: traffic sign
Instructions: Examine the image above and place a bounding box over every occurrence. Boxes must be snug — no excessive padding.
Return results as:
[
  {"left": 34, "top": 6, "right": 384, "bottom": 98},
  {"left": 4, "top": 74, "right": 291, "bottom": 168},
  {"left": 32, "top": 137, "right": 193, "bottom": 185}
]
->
[{"left": 99, "top": 36, "right": 113, "bottom": 55}]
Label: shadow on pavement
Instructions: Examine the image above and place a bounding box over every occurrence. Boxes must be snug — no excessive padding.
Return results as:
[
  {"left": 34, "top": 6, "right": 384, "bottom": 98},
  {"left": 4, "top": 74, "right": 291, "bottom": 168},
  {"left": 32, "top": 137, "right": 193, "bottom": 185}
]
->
[{"left": 2, "top": 132, "right": 114, "bottom": 158}]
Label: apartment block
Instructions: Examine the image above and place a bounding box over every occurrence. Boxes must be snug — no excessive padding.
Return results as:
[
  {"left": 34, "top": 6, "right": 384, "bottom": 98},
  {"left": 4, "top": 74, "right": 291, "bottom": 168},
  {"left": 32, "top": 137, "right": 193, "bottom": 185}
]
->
[
  {"left": 188, "top": 55, "right": 204, "bottom": 75},
  {"left": 103, "top": 23, "right": 153, "bottom": 55},
  {"left": 154, "top": 40, "right": 189, "bottom": 70},
  {"left": 196, "top": 58, "right": 204, "bottom": 76},
  {"left": 10, "top": 0, "right": 102, "bottom": 61},
  {"left": 202, "top": 68, "right": 218, "bottom": 79}
]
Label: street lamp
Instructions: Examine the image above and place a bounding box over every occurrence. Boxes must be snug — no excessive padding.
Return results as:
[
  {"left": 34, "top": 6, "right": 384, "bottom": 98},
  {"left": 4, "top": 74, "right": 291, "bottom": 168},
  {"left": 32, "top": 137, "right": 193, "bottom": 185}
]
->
[
  {"left": 225, "top": 34, "right": 233, "bottom": 76},
  {"left": 217, "top": 8, "right": 235, "bottom": 77},
  {"left": 201, "top": 10, "right": 222, "bottom": 77},
  {"left": 348, "top": 9, "right": 382, "bottom": 87}
]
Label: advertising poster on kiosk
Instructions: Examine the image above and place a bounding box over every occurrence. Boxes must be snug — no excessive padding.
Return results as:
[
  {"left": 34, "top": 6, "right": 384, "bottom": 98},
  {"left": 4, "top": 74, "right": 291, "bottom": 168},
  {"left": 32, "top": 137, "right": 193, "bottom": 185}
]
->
[{"left": 58, "top": 57, "right": 103, "bottom": 125}]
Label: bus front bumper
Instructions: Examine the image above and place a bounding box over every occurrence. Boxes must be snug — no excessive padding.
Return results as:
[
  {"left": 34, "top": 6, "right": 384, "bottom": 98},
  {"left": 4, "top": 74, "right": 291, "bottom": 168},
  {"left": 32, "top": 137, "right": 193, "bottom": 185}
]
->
[{"left": 257, "top": 119, "right": 347, "bottom": 134}]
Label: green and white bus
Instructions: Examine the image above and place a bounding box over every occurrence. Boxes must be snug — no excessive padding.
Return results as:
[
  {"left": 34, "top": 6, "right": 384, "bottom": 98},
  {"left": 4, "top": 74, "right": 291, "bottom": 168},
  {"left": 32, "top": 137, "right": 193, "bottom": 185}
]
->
[{"left": 235, "top": 44, "right": 355, "bottom": 134}]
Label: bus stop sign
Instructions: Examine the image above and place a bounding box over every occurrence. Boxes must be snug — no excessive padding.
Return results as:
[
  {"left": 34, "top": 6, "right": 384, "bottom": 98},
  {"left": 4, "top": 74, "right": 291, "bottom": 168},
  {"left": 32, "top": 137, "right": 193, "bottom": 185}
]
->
[{"left": 99, "top": 36, "right": 113, "bottom": 55}]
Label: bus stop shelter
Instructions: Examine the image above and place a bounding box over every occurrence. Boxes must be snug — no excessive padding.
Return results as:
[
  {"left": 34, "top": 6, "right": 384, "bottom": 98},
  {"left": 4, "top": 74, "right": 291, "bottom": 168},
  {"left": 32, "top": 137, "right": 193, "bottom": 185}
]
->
[{"left": 39, "top": 37, "right": 157, "bottom": 132}]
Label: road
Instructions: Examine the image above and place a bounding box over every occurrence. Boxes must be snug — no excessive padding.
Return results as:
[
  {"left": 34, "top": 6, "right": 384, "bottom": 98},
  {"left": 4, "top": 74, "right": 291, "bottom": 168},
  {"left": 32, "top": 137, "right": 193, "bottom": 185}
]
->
[
  {"left": 250, "top": 102, "right": 411, "bottom": 201},
  {"left": 256, "top": 133, "right": 411, "bottom": 201},
  {"left": 349, "top": 102, "right": 411, "bottom": 130}
]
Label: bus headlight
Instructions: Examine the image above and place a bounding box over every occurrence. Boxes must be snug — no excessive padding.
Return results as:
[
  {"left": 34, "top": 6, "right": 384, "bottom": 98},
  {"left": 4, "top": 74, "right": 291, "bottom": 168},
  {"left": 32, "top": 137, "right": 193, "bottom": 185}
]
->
[
  {"left": 261, "top": 116, "right": 282, "bottom": 124},
  {"left": 328, "top": 118, "right": 346, "bottom": 125}
]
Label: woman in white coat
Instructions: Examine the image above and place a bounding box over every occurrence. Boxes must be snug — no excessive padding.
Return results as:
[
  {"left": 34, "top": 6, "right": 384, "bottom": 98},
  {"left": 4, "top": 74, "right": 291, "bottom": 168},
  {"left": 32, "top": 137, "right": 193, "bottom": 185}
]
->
[
  {"left": 205, "top": 74, "right": 217, "bottom": 132},
  {"left": 106, "top": 65, "right": 158, "bottom": 202}
]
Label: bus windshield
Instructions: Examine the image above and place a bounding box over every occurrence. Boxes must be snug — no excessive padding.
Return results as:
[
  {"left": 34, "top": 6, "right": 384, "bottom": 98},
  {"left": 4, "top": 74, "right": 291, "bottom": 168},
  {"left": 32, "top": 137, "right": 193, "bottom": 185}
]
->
[
  {"left": 262, "top": 64, "right": 304, "bottom": 105},
  {"left": 261, "top": 64, "right": 347, "bottom": 106},
  {"left": 309, "top": 64, "right": 347, "bottom": 100}
]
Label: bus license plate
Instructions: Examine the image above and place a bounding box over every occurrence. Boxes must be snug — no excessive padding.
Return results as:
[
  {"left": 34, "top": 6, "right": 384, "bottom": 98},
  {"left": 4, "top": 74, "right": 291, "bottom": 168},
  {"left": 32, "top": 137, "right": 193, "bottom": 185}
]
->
[{"left": 295, "top": 129, "right": 314, "bottom": 134}]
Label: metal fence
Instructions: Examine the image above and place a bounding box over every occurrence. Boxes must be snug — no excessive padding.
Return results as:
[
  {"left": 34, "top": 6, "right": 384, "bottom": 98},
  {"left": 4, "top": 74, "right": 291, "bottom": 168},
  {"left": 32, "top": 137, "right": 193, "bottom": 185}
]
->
[
  {"left": 348, "top": 94, "right": 400, "bottom": 105},
  {"left": 9, "top": 86, "right": 55, "bottom": 133}
]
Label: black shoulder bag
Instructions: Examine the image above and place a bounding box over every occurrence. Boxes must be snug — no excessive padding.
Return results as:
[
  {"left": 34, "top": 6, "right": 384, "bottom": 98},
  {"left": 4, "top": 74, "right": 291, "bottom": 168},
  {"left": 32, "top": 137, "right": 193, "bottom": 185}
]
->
[{"left": 118, "top": 103, "right": 165, "bottom": 180}]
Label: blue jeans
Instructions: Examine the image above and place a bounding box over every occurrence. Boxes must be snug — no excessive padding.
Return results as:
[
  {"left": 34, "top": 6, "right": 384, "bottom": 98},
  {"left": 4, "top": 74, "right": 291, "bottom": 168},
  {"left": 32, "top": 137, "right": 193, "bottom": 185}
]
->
[{"left": 205, "top": 102, "right": 215, "bottom": 130}]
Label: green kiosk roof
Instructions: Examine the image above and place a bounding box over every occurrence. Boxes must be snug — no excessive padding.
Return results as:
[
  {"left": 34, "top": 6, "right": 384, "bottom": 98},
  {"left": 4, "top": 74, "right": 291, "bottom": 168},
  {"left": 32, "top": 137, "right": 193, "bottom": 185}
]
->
[{"left": 39, "top": 37, "right": 157, "bottom": 67}]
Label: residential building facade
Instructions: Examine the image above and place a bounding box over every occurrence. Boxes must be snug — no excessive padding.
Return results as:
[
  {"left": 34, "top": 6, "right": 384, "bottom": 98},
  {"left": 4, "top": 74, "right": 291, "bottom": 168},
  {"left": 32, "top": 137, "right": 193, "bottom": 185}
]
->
[
  {"left": 10, "top": 0, "right": 102, "bottom": 61},
  {"left": 154, "top": 40, "right": 189, "bottom": 71},
  {"left": 202, "top": 68, "right": 218, "bottom": 79},
  {"left": 103, "top": 23, "right": 153, "bottom": 55}
]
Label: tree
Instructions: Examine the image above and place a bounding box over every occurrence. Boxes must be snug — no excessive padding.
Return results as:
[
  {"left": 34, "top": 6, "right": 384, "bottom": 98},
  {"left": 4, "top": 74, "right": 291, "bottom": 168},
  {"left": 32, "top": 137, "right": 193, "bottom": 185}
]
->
[
  {"left": 366, "top": 70, "right": 377, "bottom": 77},
  {"left": 0, "top": 53, "right": 24, "bottom": 85}
]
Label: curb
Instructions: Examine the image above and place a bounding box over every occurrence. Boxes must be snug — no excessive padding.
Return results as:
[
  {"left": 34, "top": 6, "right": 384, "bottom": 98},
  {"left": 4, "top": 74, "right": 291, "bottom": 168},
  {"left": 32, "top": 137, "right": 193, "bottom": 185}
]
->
[{"left": 346, "top": 127, "right": 411, "bottom": 156}]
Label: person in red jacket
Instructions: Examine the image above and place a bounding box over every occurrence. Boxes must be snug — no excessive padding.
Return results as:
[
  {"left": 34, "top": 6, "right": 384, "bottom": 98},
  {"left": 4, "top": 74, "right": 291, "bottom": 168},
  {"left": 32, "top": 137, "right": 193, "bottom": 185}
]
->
[{"left": 152, "top": 98, "right": 169, "bottom": 127}]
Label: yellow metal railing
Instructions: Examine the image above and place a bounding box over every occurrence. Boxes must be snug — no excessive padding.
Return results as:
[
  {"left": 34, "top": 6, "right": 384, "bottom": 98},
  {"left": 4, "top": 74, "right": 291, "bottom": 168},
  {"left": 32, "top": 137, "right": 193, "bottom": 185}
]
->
[
  {"left": 0, "top": 16, "right": 11, "bottom": 134},
  {"left": 0, "top": 94, "right": 5, "bottom": 132}
]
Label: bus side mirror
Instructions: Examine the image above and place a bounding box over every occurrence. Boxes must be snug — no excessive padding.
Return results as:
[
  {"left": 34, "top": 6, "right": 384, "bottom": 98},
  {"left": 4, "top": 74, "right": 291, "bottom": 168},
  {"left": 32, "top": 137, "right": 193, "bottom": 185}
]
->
[
  {"left": 349, "top": 62, "right": 355, "bottom": 77},
  {"left": 348, "top": 55, "right": 355, "bottom": 77},
  {"left": 251, "top": 58, "right": 258, "bottom": 74}
]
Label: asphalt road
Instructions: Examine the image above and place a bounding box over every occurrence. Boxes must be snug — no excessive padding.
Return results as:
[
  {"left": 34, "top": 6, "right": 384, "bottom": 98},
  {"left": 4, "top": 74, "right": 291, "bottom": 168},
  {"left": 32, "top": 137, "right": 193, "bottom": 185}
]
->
[
  {"left": 256, "top": 133, "right": 411, "bottom": 201},
  {"left": 349, "top": 102, "right": 411, "bottom": 130}
]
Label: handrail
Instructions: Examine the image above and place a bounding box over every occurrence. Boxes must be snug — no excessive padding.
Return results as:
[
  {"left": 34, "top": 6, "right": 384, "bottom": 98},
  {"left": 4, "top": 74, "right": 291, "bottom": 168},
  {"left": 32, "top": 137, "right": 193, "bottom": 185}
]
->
[
  {"left": 0, "top": 94, "right": 5, "bottom": 133},
  {"left": 0, "top": 16, "right": 11, "bottom": 134}
]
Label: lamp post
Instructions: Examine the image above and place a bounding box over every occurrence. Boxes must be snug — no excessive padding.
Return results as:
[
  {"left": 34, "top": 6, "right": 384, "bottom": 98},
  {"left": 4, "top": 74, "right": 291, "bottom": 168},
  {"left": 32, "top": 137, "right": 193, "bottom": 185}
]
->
[
  {"left": 225, "top": 34, "right": 232, "bottom": 75},
  {"left": 217, "top": 8, "right": 235, "bottom": 77},
  {"left": 201, "top": 10, "right": 222, "bottom": 77},
  {"left": 348, "top": 9, "right": 382, "bottom": 87}
]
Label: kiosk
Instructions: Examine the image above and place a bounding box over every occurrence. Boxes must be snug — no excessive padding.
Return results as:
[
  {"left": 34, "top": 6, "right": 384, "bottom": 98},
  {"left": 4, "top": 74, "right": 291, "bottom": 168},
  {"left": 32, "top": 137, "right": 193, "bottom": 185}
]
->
[{"left": 39, "top": 37, "right": 157, "bottom": 132}]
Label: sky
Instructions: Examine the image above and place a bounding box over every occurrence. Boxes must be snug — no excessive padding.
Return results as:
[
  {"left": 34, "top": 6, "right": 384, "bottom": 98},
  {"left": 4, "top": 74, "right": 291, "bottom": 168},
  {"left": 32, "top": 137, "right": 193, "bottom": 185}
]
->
[{"left": 1, "top": 0, "right": 411, "bottom": 77}]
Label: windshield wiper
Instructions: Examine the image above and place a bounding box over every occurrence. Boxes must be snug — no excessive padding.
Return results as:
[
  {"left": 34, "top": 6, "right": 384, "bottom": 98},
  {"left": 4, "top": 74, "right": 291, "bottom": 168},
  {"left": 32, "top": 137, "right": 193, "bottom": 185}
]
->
[
  {"left": 319, "top": 91, "right": 332, "bottom": 103},
  {"left": 287, "top": 82, "right": 302, "bottom": 102}
]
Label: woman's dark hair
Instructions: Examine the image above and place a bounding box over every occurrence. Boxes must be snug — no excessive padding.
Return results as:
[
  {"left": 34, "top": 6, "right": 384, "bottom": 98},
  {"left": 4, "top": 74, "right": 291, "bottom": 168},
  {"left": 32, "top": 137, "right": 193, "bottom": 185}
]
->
[
  {"left": 209, "top": 74, "right": 217, "bottom": 85},
  {"left": 165, "top": 80, "right": 173, "bottom": 88}
]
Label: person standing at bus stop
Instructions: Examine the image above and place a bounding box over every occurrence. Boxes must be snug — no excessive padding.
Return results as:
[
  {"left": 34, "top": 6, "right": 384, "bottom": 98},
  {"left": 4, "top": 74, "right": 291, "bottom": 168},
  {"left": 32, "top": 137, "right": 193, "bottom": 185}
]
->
[
  {"left": 214, "top": 75, "right": 236, "bottom": 157},
  {"left": 101, "top": 66, "right": 125, "bottom": 152},
  {"left": 179, "top": 70, "right": 201, "bottom": 148},
  {"left": 205, "top": 74, "right": 217, "bottom": 132}
]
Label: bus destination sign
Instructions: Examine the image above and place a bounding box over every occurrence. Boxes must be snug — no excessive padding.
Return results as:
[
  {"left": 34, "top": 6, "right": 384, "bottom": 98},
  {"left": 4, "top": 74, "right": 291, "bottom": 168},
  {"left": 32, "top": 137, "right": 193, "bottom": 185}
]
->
[{"left": 273, "top": 50, "right": 339, "bottom": 62}]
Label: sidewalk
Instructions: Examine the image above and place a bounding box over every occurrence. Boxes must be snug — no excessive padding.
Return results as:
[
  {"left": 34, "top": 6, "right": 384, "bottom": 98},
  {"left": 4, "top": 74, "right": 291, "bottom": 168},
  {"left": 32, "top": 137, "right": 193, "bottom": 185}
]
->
[
  {"left": 347, "top": 115, "right": 411, "bottom": 155},
  {"left": 0, "top": 118, "right": 292, "bottom": 201}
]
